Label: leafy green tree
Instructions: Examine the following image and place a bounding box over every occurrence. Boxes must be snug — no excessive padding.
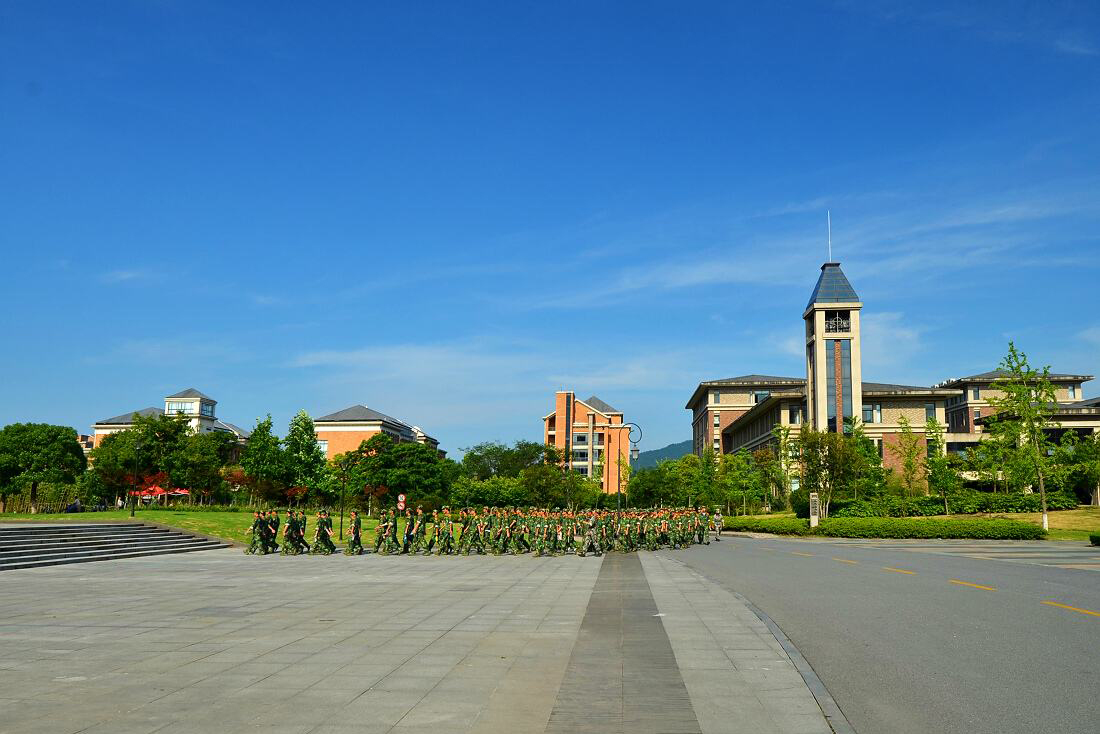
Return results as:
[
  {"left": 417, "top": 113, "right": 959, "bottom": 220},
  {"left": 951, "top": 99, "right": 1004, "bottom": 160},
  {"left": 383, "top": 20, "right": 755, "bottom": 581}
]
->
[
  {"left": 132, "top": 412, "right": 192, "bottom": 503},
  {"left": 240, "top": 415, "right": 286, "bottom": 505},
  {"left": 171, "top": 431, "right": 237, "bottom": 504},
  {"left": 799, "top": 426, "right": 860, "bottom": 518},
  {"left": 1072, "top": 433, "right": 1100, "bottom": 506},
  {"left": 0, "top": 423, "right": 87, "bottom": 513},
  {"left": 88, "top": 429, "right": 146, "bottom": 500},
  {"left": 889, "top": 416, "right": 926, "bottom": 496},
  {"left": 924, "top": 418, "right": 959, "bottom": 513},
  {"left": 986, "top": 342, "right": 1060, "bottom": 530},
  {"left": 283, "top": 410, "right": 327, "bottom": 501},
  {"left": 460, "top": 440, "right": 555, "bottom": 479}
]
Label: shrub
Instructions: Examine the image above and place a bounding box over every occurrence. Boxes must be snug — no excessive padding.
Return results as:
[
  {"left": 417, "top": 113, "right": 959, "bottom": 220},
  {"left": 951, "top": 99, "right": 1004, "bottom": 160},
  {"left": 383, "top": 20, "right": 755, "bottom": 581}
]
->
[
  {"left": 789, "top": 489, "right": 810, "bottom": 519},
  {"left": 724, "top": 516, "right": 813, "bottom": 536},
  {"left": 817, "top": 517, "right": 1045, "bottom": 540},
  {"left": 1091, "top": 534, "right": 1100, "bottom": 547},
  {"left": 723, "top": 515, "right": 1045, "bottom": 540},
  {"left": 828, "top": 491, "right": 1078, "bottom": 518}
]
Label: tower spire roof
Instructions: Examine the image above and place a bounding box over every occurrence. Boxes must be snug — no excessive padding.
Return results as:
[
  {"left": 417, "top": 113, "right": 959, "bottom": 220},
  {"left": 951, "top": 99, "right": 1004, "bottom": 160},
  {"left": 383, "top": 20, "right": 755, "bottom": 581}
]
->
[{"left": 806, "top": 262, "right": 860, "bottom": 310}]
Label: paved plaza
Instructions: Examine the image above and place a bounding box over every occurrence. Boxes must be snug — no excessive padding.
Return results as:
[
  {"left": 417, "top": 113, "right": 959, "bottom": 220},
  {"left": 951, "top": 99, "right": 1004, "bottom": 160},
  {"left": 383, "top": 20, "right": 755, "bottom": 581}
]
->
[{"left": 0, "top": 548, "right": 835, "bottom": 734}]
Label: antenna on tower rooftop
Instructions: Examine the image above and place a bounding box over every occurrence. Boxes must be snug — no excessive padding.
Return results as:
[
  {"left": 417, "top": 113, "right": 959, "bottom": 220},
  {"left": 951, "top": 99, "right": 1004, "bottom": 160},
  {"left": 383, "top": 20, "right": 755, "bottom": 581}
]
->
[{"left": 827, "top": 209, "right": 833, "bottom": 262}]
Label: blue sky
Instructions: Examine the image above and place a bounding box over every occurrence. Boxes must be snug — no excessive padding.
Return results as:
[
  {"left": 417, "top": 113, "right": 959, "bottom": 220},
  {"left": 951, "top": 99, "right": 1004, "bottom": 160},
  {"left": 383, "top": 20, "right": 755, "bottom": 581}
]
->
[{"left": 2, "top": 1, "right": 1098, "bottom": 454}]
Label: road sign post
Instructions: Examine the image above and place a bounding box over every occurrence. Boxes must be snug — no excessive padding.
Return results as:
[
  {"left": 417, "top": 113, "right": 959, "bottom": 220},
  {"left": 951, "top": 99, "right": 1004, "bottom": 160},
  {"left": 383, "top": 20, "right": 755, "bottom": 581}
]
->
[{"left": 809, "top": 492, "right": 820, "bottom": 528}]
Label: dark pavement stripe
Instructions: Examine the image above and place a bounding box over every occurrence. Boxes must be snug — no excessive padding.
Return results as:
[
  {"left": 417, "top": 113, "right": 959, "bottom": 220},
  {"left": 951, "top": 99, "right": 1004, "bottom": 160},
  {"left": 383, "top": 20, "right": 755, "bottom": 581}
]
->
[{"left": 545, "top": 553, "right": 701, "bottom": 734}]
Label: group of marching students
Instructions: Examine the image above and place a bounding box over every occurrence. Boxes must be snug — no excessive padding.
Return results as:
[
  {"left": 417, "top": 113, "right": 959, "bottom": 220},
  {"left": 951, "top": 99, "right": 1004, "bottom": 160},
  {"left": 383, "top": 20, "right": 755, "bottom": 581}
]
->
[{"left": 246, "top": 506, "right": 724, "bottom": 557}]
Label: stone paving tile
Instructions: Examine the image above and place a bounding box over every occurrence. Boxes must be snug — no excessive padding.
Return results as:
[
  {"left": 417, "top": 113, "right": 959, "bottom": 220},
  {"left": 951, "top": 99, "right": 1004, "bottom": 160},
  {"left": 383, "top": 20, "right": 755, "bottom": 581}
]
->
[
  {"left": 0, "top": 549, "right": 599, "bottom": 734},
  {"left": 642, "top": 552, "right": 834, "bottom": 734}
]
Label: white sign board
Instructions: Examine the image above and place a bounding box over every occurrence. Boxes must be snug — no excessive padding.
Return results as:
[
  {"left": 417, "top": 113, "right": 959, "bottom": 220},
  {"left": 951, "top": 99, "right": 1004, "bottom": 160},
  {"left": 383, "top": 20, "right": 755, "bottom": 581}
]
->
[{"left": 809, "top": 492, "right": 820, "bottom": 528}]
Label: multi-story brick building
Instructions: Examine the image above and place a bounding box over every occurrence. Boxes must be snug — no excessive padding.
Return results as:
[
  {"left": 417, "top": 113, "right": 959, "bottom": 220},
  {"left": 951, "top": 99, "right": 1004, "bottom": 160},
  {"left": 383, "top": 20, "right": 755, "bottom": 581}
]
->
[
  {"left": 543, "top": 392, "right": 629, "bottom": 495},
  {"left": 313, "top": 404, "right": 442, "bottom": 460},
  {"left": 685, "top": 262, "right": 1095, "bottom": 473}
]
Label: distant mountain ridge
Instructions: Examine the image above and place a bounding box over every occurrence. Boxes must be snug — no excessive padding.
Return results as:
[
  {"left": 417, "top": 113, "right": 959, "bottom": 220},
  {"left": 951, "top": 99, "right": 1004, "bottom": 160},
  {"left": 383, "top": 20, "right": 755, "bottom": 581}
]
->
[{"left": 633, "top": 439, "right": 692, "bottom": 469}]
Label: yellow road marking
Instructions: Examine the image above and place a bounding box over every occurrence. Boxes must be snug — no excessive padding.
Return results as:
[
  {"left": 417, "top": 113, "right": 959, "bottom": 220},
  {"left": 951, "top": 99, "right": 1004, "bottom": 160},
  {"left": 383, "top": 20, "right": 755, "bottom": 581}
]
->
[
  {"left": 883, "top": 567, "right": 916, "bottom": 575},
  {"left": 950, "top": 579, "right": 996, "bottom": 591},
  {"left": 791, "top": 552, "right": 814, "bottom": 557},
  {"left": 1042, "top": 601, "right": 1100, "bottom": 618},
  {"left": 832, "top": 558, "right": 858, "bottom": 564}
]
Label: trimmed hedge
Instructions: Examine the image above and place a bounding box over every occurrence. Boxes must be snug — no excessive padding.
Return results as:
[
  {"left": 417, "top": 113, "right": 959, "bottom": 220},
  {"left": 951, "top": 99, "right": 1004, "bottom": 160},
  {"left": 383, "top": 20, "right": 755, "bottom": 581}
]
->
[
  {"left": 724, "top": 515, "right": 1045, "bottom": 540},
  {"left": 828, "top": 491, "right": 1079, "bottom": 519},
  {"left": 1091, "top": 534, "right": 1100, "bottom": 547},
  {"left": 724, "top": 516, "right": 815, "bottom": 536},
  {"left": 817, "top": 517, "right": 1045, "bottom": 540}
]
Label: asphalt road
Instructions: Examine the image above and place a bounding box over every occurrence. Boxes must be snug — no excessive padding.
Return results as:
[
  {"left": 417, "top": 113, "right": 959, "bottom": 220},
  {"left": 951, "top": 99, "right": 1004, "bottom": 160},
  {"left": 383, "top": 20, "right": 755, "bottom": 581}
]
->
[{"left": 664, "top": 536, "right": 1100, "bottom": 734}]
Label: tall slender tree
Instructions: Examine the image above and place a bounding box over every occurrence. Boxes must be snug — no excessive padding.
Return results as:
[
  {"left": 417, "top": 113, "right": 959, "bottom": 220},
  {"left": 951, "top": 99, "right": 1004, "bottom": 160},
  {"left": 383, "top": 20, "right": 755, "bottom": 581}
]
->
[{"left": 986, "top": 342, "right": 1059, "bottom": 530}]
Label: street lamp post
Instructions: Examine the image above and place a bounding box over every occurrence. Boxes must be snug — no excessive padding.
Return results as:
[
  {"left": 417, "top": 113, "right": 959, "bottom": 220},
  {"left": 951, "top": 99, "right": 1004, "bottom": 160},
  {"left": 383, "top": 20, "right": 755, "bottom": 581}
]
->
[
  {"left": 130, "top": 441, "right": 142, "bottom": 518},
  {"left": 611, "top": 422, "right": 643, "bottom": 515}
]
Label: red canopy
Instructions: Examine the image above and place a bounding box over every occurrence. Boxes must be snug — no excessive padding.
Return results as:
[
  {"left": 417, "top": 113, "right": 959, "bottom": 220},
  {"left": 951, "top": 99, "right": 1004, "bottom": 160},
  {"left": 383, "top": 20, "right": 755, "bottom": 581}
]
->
[{"left": 129, "top": 487, "right": 190, "bottom": 496}]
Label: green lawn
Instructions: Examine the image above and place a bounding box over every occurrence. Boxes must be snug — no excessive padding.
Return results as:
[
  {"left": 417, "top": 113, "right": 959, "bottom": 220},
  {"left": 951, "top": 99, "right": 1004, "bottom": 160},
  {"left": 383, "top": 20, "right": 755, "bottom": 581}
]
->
[{"left": 0, "top": 510, "right": 380, "bottom": 545}]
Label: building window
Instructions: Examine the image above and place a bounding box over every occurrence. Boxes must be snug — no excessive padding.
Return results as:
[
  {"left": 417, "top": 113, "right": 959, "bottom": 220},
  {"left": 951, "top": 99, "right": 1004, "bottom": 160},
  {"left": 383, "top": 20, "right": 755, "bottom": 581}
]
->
[
  {"left": 573, "top": 433, "right": 587, "bottom": 445},
  {"left": 595, "top": 433, "right": 604, "bottom": 446},
  {"left": 825, "top": 339, "right": 853, "bottom": 432},
  {"left": 1068, "top": 385, "right": 1077, "bottom": 400},
  {"left": 753, "top": 391, "right": 770, "bottom": 405},
  {"left": 973, "top": 408, "right": 981, "bottom": 425},
  {"left": 572, "top": 450, "right": 588, "bottom": 462},
  {"left": 824, "top": 310, "right": 851, "bottom": 333},
  {"left": 713, "top": 413, "right": 720, "bottom": 427},
  {"left": 874, "top": 439, "right": 884, "bottom": 458},
  {"left": 862, "top": 406, "right": 873, "bottom": 423},
  {"left": 713, "top": 439, "right": 720, "bottom": 450},
  {"left": 973, "top": 387, "right": 981, "bottom": 400},
  {"left": 925, "top": 403, "right": 936, "bottom": 421},
  {"left": 317, "top": 440, "right": 328, "bottom": 455},
  {"left": 788, "top": 405, "right": 801, "bottom": 425},
  {"left": 574, "top": 466, "right": 588, "bottom": 477},
  {"left": 166, "top": 401, "right": 196, "bottom": 415},
  {"left": 200, "top": 402, "right": 214, "bottom": 417},
  {"left": 711, "top": 390, "right": 721, "bottom": 404}
]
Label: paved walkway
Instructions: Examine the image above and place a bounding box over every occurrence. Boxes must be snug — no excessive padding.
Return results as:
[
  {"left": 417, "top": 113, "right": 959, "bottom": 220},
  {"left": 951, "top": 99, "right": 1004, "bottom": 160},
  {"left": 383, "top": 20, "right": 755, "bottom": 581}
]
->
[{"left": 0, "top": 549, "right": 836, "bottom": 734}]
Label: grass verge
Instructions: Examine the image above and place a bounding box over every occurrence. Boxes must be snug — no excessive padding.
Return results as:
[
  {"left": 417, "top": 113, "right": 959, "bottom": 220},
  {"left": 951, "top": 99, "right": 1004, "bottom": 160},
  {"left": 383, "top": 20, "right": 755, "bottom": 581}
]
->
[{"left": 0, "top": 510, "right": 381, "bottom": 545}]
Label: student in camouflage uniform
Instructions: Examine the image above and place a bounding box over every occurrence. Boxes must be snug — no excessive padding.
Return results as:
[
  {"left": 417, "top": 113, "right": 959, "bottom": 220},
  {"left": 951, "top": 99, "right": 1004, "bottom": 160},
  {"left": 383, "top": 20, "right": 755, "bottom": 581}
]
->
[
  {"left": 245, "top": 511, "right": 267, "bottom": 554},
  {"left": 435, "top": 507, "right": 454, "bottom": 555},
  {"left": 373, "top": 510, "right": 390, "bottom": 554},
  {"left": 344, "top": 510, "right": 363, "bottom": 555},
  {"left": 311, "top": 510, "right": 336, "bottom": 554},
  {"left": 411, "top": 507, "right": 427, "bottom": 553}
]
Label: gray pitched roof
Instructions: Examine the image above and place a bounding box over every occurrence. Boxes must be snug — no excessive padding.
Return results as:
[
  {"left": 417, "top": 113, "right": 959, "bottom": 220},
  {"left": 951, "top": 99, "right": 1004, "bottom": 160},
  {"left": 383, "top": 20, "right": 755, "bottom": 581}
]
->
[
  {"left": 953, "top": 369, "right": 1090, "bottom": 382},
  {"left": 862, "top": 381, "right": 933, "bottom": 392},
  {"left": 706, "top": 374, "right": 806, "bottom": 385},
  {"left": 582, "top": 395, "right": 620, "bottom": 414},
  {"left": 166, "top": 388, "right": 215, "bottom": 401},
  {"left": 95, "top": 407, "right": 163, "bottom": 425},
  {"left": 314, "top": 404, "right": 410, "bottom": 427},
  {"left": 215, "top": 420, "right": 251, "bottom": 438},
  {"left": 806, "top": 262, "right": 860, "bottom": 309}
]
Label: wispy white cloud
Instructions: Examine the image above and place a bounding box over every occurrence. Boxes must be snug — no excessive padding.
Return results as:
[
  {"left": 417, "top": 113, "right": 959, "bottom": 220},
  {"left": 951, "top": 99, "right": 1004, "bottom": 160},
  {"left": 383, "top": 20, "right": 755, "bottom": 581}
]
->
[{"left": 101, "top": 269, "right": 150, "bottom": 284}]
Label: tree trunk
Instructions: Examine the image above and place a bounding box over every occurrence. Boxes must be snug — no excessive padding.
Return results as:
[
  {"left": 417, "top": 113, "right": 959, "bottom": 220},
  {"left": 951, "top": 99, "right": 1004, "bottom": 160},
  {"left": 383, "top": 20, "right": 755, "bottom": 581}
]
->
[
  {"left": 1092, "top": 481, "right": 1099, "bottom": 507},
  {"left": 0, "top": 495, "right": 5, "bottom": 514},
  {"left": 1033, "top": 439, "right": 1048, "bottom": 531},
  {"left": 943, "top": 489, "right": 949, "bottom": 515},
  {"left": 30, "top": 481, "right": 38, "bottom": 514}
]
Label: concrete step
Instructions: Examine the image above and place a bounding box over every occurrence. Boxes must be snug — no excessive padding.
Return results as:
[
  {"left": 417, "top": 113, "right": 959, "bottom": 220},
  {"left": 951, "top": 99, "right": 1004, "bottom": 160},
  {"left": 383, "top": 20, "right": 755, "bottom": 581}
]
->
[
  {"left": 0, "top": 522, "right": 231, "bottom": 571},
  {"left": 0, "top": 530, "right": 182, "bottom": 546},
  {"left": 0, "top": 523, "right": 152, "bottom": 533},
  {"left": 0, "top": 536, "right": 210, "bottom": 559},
  {"left": 0, "top": 541, "right": 228, "bottom": 571}
]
